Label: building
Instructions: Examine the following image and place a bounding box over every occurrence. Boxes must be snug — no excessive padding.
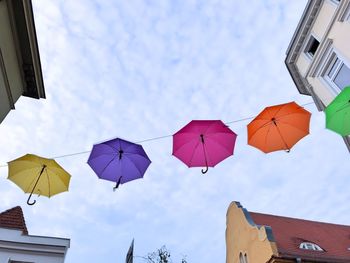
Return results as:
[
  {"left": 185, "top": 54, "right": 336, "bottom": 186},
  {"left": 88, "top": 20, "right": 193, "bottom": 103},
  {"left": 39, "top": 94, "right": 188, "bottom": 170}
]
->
[
  {"left": 285, "top": 0, "right": 350, "bottom": 149},
  {"left": 226, "top": 201, "right": 350, "bottom": 263},
  {"left": 0, "top": 0, "right": 45, "bottom": 124},
  {"left": 0, "top": 206, "right": 70, "bottom": 263}
]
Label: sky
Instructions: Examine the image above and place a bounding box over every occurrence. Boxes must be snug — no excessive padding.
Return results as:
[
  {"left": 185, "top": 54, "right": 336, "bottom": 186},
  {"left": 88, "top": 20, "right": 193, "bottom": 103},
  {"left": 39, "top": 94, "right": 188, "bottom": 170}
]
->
[{"left": 0, "top": 0, "right": 350, "bottom": 262}]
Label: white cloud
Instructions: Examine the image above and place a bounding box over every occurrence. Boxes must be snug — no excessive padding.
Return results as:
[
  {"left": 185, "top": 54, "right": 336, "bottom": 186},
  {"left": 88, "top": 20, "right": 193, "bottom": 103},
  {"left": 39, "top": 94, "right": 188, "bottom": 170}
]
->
[{"left": 0, "top": 0, "right": 348, "bottom": 262}]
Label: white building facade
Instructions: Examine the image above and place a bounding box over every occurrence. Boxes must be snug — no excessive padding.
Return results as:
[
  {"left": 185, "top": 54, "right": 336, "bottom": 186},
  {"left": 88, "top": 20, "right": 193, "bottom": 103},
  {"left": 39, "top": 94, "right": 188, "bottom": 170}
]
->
[
  {"left": 0, "top": 207, "right": 70, "bottom": 263},
  {"left": 285, "top": 0, "right": 350, "bottom": 149},
  {"left": 0, "top": 228, "right": 70, "bottom": 263}
]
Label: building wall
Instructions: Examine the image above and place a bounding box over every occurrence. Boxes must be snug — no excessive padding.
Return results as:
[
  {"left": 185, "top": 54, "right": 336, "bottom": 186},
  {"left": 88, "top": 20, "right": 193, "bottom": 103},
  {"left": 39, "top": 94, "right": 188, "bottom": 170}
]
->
[
  {"left": 226, "top": 202, "right": 278, "bottom": 263},
  {"left": 331, "top": 21, "right": 350, "bottom": 59},
  {"left": 0, "top": 228, "right": 69, "bottom": 263},
  {"left": 312, "top": 0, "right": 336, "bottom": 38},
  {"left": 296, "top": 54, "right": 311, "bottom": 77},
  {"left": 306, "top": 0, "right": 350, "bottom": 107},
  {"left": 294, "top": 0, "right": 337, "bottom": 82},
  {"left": 0, "top": 0, "right": 25, "bottom": 123},
  {"left": 0, "top": 0, "right": 46, "bottom": 124},
  {"left": 0, "top": 0, "right": 24, "bottom": 99}
]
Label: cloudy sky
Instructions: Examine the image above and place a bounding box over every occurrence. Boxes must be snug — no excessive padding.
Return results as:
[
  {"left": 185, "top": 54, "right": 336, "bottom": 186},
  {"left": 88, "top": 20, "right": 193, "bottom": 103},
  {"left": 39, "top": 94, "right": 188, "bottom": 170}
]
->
[{"left": 1, "top": 0, "right": 349, "bottom": 262}]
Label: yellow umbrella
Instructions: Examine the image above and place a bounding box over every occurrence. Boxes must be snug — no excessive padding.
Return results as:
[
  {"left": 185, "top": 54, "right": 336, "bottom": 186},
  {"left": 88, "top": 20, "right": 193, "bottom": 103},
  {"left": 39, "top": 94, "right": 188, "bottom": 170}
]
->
[{"left": 8, "top": 154, "right": 71, "bottom": 205}]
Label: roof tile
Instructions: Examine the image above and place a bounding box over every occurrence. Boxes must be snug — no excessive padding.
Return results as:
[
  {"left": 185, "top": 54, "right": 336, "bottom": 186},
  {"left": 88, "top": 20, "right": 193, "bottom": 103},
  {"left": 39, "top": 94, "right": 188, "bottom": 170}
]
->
[
  {"left": 250, "top": 212, "right": 350, "bottom": 262},
  {"left": 0, "top": 206, "right": 28, "bottom": 235}
]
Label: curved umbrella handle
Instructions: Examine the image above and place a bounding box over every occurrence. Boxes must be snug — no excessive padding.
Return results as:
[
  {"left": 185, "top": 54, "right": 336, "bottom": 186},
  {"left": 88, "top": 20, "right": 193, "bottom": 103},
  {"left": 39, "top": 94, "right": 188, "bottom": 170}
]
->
[
  {"left": 27, "top": 192, "right": 36, "bottom": 206},
  {"left": 113, "top": 176, "right": 123, "bottom": 191},
  {"left": 201, "top": 166, "right": 208, "bottom": 174},
  {"left": 26, "top": 165, "right": 46, "bottom": 205}
]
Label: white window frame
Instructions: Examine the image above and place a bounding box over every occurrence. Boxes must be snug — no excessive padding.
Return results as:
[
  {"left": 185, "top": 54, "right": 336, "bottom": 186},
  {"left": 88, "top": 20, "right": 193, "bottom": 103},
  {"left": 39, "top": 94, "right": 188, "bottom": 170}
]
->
[
  {"left": 299, "top": 242, "right": 324, "bottom": 251},
  {"left": 304, "top": 34, "right": 320, "bottom": 60},
  {"left": 239, "top": 252, "right": 248, "bottom": 263},
  {"left": 320, "top": 49, "right": 350, "bottom": 93},
  {"left": 244, "top": 253, "right": 249, "bottom": 263},
  {"left": 346, "top": 6, "right": 350, "bottom": 21},
  {"left": 329, "top": 0, "right": 341, "bottom": 6},
  {"left": 338, "top": 2, "right": 350, "bottom": 22}
]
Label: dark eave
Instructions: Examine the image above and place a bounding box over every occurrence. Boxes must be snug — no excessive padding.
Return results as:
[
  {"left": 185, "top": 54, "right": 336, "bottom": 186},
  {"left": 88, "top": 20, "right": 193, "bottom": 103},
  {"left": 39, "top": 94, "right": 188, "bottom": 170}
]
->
[{"left": 6, "top": 0, "right": 45, "bottom": 99}]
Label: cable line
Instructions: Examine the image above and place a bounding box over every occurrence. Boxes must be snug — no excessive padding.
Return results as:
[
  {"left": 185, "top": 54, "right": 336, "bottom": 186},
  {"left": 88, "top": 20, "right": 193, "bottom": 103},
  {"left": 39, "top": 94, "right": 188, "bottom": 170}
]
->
[{"left": 0, "top": 101, "right": 316, "bottom": 167}]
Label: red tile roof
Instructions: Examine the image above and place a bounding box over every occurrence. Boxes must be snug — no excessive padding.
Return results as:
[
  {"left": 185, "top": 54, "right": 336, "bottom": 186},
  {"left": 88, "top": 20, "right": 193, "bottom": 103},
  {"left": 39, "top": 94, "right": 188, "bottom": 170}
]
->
[
  {"left": 0, "top": 206, "right": 28, "bottom": 235},
  {"left": 250, "top": 212, "right": 350, "bottom": 262}
]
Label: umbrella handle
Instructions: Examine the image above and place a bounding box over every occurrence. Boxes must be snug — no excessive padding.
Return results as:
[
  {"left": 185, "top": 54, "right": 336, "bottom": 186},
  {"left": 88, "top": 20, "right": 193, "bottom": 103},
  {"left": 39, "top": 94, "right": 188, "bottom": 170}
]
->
[
  {"left": 26, "top": 165, "right": 46, "bottom": 205},
  {"left": 113, "top": 176, "right": 123, "bottom": 191},
  {"left": 201, "top": 166, "right": 208, "bottom": 174},
  {"left": 27, "top": 192, "right": 36, "bottom": 205}
]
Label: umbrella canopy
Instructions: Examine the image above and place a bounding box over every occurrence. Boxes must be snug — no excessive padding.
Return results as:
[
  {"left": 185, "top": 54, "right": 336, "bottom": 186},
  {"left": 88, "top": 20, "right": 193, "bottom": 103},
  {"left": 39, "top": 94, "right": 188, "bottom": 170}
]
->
[
  {"left": 87, "top": 138, "right": 151, "bottom": 190},
  {"left": 7, "top": 154, "right": 71, "bottom": 205},
  {"left": 325, "top": 86, "right": 350, "bottom": 136},
  {"left": 247, "top": 101, "right": 311, "bottom": 153},
  {"left": 172, "top": 120, "right": 237, "bottom": 173}
]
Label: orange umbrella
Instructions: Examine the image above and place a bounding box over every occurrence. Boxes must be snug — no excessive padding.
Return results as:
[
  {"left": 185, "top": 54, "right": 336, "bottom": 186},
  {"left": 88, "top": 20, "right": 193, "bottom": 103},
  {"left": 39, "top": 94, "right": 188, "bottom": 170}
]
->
[{"left": 247, "top": 102, "right": 311, "bottom": 153}]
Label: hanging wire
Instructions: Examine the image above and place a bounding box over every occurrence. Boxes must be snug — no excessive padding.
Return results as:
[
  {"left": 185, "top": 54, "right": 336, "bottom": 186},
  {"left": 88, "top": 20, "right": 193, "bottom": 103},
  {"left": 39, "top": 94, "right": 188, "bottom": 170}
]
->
[{"left": 0, "top": 101, "right": 316, "bottom": 167}]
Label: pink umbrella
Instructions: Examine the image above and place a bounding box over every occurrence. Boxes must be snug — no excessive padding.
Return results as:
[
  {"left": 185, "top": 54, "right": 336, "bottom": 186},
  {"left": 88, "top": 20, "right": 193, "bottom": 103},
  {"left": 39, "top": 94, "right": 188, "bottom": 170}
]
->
[{"left": 172, "top": 120, "right": 237, "bottom": 174}]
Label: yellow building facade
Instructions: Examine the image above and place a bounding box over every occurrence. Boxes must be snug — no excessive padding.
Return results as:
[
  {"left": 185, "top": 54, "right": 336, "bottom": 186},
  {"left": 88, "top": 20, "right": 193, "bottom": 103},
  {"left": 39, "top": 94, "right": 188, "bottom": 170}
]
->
[
  {"left": 226, "top": 201, "right": 350, "bottom": 263},
  {"left": 226, "top": 202, "right": 278, "bottom": 263}
]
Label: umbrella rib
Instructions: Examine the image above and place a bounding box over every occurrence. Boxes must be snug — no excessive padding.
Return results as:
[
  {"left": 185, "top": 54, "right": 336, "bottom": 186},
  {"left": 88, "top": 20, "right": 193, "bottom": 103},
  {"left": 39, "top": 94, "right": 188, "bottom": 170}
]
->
[
  {"left": 275, "top": 124, "right": 290, "bottom": 151},
  {"left": 276, "top": 120, "right": 310, "bottom": 134},
  {"left": 99, "top": 155, "right": 118, "bottom": 179},
  {"left": 124, "top": 156, "right": 144, "bottom": 177},
  {"left": 188, "top": 140, "right": 201, "bottom": 167},
  {"left": 273, "top": 103, "right": 288, "bottom": 117},
  {"left": 45, "top": 167, "right": 51, "bottom": 197},
  {"left": 205, "top": 137, "right": 233, "bottom": 155},
  {"left": 25, "top": 169, "right": 41, "bottom": 193},
  {"left": 263, "top": 124, "right": 273, "bottom": 151},
  {"left": 102, "top": 142, "right": 119, "bottom": 152},
  {"left": 203, "top": 121, "right": 219, "bottom": 134},
  {"left": 275, "top": 110, "right": 309, "bottom": 118},
  {"left": 249, "top": 120, "right": 272, "bottom": 139},
  {"left": 88, "top": 152, "right": 116, "bottom": 162},
  {"left": 334, "top": 102, "right": 350, "bottom": 113},
  {"left": 250, "top": 111, "right": 310, "bottom": 140},
  {"left": 201, "top": 140, "right": 209, "bottom": 168},
  {"left": 341, "top": 111, "right": 349, "bottom": 135},
  {"left": 124, "top": 153, "right": 151, "bottom": 167}
]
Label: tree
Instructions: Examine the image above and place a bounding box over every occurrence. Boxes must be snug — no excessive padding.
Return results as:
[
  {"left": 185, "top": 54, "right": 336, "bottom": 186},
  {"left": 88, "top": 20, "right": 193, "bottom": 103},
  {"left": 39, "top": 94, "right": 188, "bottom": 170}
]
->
[{"left": 144, "top": 246, "right": 187, "bottom": 263}]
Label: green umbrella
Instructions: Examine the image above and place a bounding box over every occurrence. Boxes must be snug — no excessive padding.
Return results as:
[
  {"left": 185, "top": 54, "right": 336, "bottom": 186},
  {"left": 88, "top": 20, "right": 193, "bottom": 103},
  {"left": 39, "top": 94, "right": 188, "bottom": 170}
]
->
[{"left": 325, "top": 86, "right": 350, "bottom": 136}]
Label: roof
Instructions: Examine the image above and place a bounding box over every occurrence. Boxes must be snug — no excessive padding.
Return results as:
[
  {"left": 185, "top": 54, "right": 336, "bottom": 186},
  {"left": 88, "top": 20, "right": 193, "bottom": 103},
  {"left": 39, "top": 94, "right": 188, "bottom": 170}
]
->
[
  {"left": 0, "top": 206, "right": 28, "bottom": 235},
  {"left": 250, "top": 212, "right": 350, "bottom": 262},
  {"left": 6, "top": 0, "right": 45, "bottom": 99}
]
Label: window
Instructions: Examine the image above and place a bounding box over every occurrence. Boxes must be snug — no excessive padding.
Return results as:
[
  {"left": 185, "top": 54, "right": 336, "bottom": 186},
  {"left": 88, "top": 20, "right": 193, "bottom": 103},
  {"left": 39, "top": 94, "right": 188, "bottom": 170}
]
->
[
  {"left": 299, "top": 242, "right": 324, "bottom": 251},
  {"left": 239, "top": 252, "right": 248, "bottom": 263},
  {"left": 346, "top": 6, "right": 350, "bottom": 21},
  {"left": 324, "top": 53, "right": 350, "bottom": 91},
  {"left": 8, "top": 260, "right": 34, "bottom": 263},
  {"left": 305, "top": 36, "right": 320, "bottom": 58}
]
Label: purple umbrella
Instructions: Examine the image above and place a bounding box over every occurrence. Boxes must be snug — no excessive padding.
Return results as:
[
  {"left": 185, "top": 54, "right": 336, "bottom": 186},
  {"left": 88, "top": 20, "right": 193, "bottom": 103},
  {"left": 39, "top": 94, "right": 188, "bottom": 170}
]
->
[{"left": 87, "top": 138, "right": 151, "bottom": 190}]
